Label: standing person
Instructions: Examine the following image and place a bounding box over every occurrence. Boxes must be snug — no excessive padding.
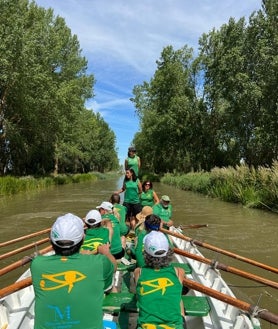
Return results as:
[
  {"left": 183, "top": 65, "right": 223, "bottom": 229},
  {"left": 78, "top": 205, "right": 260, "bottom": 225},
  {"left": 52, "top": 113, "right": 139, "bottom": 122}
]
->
[
  {"left": 115, "top": 168, "right": 142, "bottom": 229},
  {"left": 153, "top": 195, "right": 173, "bottom": 229},
  {"left": 124, "top": 146, "right": 141, "bottom": 177},
  {"left": 97, "top": 201, "right": 125, "bottom": 260},
  {"left": 31, "top": 213, "right": 116, "bottom": 329},
  {"left": 140, "top": 180, "right": 159, "bottom": 207},
  {"left": 80, "top": 209, "right": 110, "bottom": 254},
  {"left": 134, "top": 231, "right": 186, "bottom": 329}
]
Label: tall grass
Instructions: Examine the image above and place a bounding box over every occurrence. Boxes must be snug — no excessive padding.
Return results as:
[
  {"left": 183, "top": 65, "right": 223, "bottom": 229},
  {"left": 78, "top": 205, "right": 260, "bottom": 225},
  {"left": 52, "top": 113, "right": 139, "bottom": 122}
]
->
[
  {"left": 0, "top": 172, "right": 100, "bottom": 196},
  {"left": 161, "top": 162, "right": 278, "bottom": 213}
]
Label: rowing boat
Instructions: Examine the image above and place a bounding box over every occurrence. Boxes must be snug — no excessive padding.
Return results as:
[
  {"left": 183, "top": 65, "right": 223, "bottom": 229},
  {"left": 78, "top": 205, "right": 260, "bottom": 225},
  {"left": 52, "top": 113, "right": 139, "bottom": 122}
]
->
[{"left": 0, "top": 226, "right": 266, "bottom": 329}]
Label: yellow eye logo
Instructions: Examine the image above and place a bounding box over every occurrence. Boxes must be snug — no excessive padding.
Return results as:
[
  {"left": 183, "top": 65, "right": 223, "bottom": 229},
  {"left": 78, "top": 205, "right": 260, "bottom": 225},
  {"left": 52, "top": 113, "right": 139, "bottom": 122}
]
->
[
  {"left": 40, "top": 270, "right": 86, "bottom": 293},
  {"left": 82, "top": 238, "right": 104, "bottom": 251},
  {"left": 140, "top": 278, "right": 174, "bottom": 295}
]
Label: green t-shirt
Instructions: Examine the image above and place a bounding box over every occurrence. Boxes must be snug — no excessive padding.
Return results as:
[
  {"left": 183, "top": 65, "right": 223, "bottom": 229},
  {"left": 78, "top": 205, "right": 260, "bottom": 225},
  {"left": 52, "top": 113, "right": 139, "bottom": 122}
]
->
[
  {"left": 124, "top": 178, "right": 140, "bottom": 204},
  {"left": 136, "top": 266, "right": 183, "bottom": 329},
  {"left": 31, "top": 253, "right": 114, "bottom": 329},
  {"left": 140, "top": 189, "right": 155, "bottom": 207},
  {"left": 153, "top": 203, "right": 172, "bottom": 222},
  {"left": 113, "top": 203, "right": 129, "bottom": 236},
  {"left": 80, "top": 227, "right": 110, "bottom": 253},
  {"left": 126, "top": 155, "right": 140, "bottom": 176},
  {"left": 102, "top": 213, "right": 122, "bottom": 255},
  {"left": 134, "top": 230, "right": 147, "bottom": 267}
]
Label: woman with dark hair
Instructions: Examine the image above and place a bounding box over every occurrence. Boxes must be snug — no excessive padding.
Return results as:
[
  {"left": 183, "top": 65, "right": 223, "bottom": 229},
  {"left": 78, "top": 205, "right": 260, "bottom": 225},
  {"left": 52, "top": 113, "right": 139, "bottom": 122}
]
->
[
  {"left": 140, "top": 180, "right": 159, "bottom": 207},
  {"left": 125, "top": 146, "right": 141, "bottom": 177},
  {"left": 134, "top": 231, "right": 186, "bottom": 329},
  {"left": 115, "top": 168, "right": 142, "bottom": 229}
]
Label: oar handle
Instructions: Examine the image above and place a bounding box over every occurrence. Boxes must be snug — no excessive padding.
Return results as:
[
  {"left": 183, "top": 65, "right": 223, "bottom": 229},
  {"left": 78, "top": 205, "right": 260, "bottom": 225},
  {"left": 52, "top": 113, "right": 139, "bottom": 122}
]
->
[
  {"left": 0, "top": 228, "right": 51, "bottom": 248},
  {"left": 174, "top": 247, "right": 278, "bottom": 289},
  {"left": 0, "top": 277, "right": 32, "bottom": 299},
  {"left": 0, "top": 238, "right": 50, "bottom": 260},
  {"left": 179, "top": 224, "right": 208, "bottom": 229},
  {"left": 161, "top": 228, "right": 278, "bottom": 274},
  {"left": 183, "top": 277, "right": 278, "bottom": 325},
  {"left": 0, "top": 245, "right": 52, "bottom": 276}
]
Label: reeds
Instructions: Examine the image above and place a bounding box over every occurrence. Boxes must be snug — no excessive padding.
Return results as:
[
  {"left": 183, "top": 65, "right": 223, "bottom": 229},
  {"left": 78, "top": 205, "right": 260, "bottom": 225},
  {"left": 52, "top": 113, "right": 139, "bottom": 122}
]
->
[
  {"left": 161, "top": 162, "right": 278, "bottom": 212},
  {"left": 0, "top": 173, "right": 99, "bottom": 196}
]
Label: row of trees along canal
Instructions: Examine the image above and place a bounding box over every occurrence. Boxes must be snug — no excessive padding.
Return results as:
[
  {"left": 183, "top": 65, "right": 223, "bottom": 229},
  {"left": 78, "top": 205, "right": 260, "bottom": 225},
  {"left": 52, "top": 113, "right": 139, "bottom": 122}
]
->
[
  {"left": 0, "top": 1, "right": 118, "bottom": 176},
  {"left": 131, "top": 0, "right": 278, "bottom": 174},
  {"left": 1, "top": 1, "right": 277, "bottom": 177}
]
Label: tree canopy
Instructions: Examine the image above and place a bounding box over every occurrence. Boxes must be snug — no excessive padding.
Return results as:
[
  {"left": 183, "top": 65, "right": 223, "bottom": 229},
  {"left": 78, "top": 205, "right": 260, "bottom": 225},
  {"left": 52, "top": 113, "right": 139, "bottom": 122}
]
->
[
  {"left": 0, "top": 0, "right": 118, "bottom": 175},
  {"left": 131, "top": 0, "right": 278, "bottom": 173}
]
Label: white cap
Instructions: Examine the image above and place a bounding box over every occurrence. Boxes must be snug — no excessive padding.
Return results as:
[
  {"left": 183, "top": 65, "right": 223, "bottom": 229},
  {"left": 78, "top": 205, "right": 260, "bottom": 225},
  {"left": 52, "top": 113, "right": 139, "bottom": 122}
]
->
[
  {"left": 85, "top": 209, "right": 102, "bottom": 225},
  {"left": 96, "top": 201, "right": 113, "bottom": 212},
  {"left": 51, "top": 213, "right": 84, "bottom": 248},
  {"left": 143, "top": 231, "right": 169, "bottom": 257}
]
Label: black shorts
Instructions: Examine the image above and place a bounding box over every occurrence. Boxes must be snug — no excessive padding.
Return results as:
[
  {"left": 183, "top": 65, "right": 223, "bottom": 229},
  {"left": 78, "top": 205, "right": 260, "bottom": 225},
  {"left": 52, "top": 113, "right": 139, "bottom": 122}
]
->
[
  {"left": 123, "top": 202, "right": 142, "bottom": 219},
  {"left": 112, "top": 248, "right": 125, "bottom": 260}
]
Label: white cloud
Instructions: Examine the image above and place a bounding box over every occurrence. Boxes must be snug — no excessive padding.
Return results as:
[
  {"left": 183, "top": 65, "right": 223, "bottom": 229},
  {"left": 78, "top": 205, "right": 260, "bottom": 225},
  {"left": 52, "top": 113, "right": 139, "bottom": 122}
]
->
[{"left": 35, "top": 0, "right": 262, "bottom": 163}]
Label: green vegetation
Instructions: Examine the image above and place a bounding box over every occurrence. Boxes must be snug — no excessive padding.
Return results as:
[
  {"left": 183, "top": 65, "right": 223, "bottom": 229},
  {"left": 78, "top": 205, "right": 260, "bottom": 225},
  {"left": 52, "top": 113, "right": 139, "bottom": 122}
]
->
[
  {"left": 0, "top": 172, "right": 102, "bottom": 196},
  {"left": 161, "top": 162, "right": 278, "bottom": 213},
  {"left": 0, "top": 1, "right": 118, "bottom": 176},
  {"left": 132, "top": 1, "right": 278, "bottom": 174}
]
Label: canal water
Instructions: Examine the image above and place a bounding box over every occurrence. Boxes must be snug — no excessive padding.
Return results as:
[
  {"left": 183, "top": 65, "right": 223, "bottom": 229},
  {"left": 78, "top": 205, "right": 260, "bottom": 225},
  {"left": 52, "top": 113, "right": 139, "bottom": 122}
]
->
[{"left": 0, "top": 176, "right": 277, "bottom": 328}]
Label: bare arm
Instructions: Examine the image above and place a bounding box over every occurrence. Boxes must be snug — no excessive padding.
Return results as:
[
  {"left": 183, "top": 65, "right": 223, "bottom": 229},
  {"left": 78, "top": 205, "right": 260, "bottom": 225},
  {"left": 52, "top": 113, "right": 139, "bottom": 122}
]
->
[
  {"left": 137, "top": 180, "right": 142, "bottom": 194},
  {"left": 137, "top": 156, "right": 141, "bottom": 169},
  {"left": 153, "top": 191, "right": 160, "bottom": 204},
  {"left": 97, "top": 244, "right": 117, "bottom": 271}
]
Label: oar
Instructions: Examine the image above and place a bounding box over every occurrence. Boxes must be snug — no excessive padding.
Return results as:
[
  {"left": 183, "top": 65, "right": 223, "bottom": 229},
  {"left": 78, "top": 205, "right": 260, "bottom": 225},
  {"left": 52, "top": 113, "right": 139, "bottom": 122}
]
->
[
  {"left": 0, "top": 238, "right": 50, "bottom": 260},
  {"left": 182, "top": 277, "right": 278, "bottom": 325},
  {"left": 178, "top": 224, "right": 208, "bottom": 229},
  {"left": 0, "top": 228, "right": 51, "bottom": 248},
  {"left": 0, "top": 245, "right": 52, "bottom": 276},
  {"left": 0, "top": 277, "right": 32, "bottom": 299},
  {"left": 173, "top": 247, "right": 278, "bottom": 289},
  {"left": 161, "top": 228, "right": 278, "bottom": 274}
]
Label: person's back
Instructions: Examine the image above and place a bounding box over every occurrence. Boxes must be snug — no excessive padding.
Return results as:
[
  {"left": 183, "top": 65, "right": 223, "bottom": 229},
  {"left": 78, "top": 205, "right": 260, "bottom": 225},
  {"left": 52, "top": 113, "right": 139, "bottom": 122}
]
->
[
  {"left": 134, "top": 231, "right": 185, "bottom": 329},
  {"left": 97, "top": 201, "right": 125, "bottom": 259},
  {"left": 31, "top": 213, "right": 116, "bottom": 329},
  {"left": 81, "top": 209, "right": 110, "bottom": 253}
]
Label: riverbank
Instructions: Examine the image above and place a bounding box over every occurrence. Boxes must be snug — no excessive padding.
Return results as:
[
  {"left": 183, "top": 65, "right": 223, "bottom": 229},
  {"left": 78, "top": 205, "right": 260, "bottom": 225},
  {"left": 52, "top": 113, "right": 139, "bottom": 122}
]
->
[
  {"left": 0, "top": 172, "right": 118, "bottom": 196},
  {"left": 161, "top": 162, "right": 278, "bottom": 213}
]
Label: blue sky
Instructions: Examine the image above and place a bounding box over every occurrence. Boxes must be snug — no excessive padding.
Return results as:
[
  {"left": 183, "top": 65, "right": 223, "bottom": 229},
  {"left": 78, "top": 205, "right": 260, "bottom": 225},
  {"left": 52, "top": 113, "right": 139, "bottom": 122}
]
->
[{"left": 35, "top": 0, "right": 262, "bottom": 165}]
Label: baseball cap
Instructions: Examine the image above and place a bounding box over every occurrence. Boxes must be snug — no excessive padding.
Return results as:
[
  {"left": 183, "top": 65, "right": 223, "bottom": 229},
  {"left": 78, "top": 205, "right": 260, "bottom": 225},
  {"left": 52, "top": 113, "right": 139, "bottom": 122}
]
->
[
  {"left": 161, "top": 195, "right": 170, "bottom": 202},
  {"left": 51, "top": 213, "right": 84, "bottom": 248},
  {"left": 85, "top": 209, "right": 102, "bottom": 225},
  {"left": 96, "top": 201, "right": 113, "bottom": 212},
  {"left": 143, "top": 231, "right": 169, "bottom": 257}
]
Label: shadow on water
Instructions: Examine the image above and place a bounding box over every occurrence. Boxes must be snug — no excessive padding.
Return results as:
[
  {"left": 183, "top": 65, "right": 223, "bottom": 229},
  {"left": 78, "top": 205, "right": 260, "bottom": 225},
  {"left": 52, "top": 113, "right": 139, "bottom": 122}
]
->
[{"left": 0, "top": 176, "right": 277, "bottom": 328}]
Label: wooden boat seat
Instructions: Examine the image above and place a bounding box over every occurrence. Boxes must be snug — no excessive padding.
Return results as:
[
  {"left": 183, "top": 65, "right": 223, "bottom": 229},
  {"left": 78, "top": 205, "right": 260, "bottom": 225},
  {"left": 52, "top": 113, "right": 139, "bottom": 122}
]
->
[
  {"left": 171, "top": 262, "right": 192, "bottom": 274},
  {"left": 103, "top": 293, "right": 210, "bottom": 317},
  {"left": 182, "top": 295, "right": 211, "bottom": 316}
]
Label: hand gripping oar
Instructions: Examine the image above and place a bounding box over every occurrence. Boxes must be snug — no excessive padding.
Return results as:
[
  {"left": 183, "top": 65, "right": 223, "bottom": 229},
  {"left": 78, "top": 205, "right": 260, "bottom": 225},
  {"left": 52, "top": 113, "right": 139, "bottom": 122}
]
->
[
  {"left": 0, "top": 245, "right": 52, "bottom": 276},
  {"left": 173, "top": 247, "right": 278, "bottom": 289},
  {"left": 182, "top": 277, "right": 278, "bottom": 325},
  {"left": 0, "top": 228, "right": 51, "bottom": 248},
  {"left": 161, "top": 228, "right": 278, "bottom": 274},
  {"left": 0, "top": 237, "right": 50, "bottom": 260}
]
